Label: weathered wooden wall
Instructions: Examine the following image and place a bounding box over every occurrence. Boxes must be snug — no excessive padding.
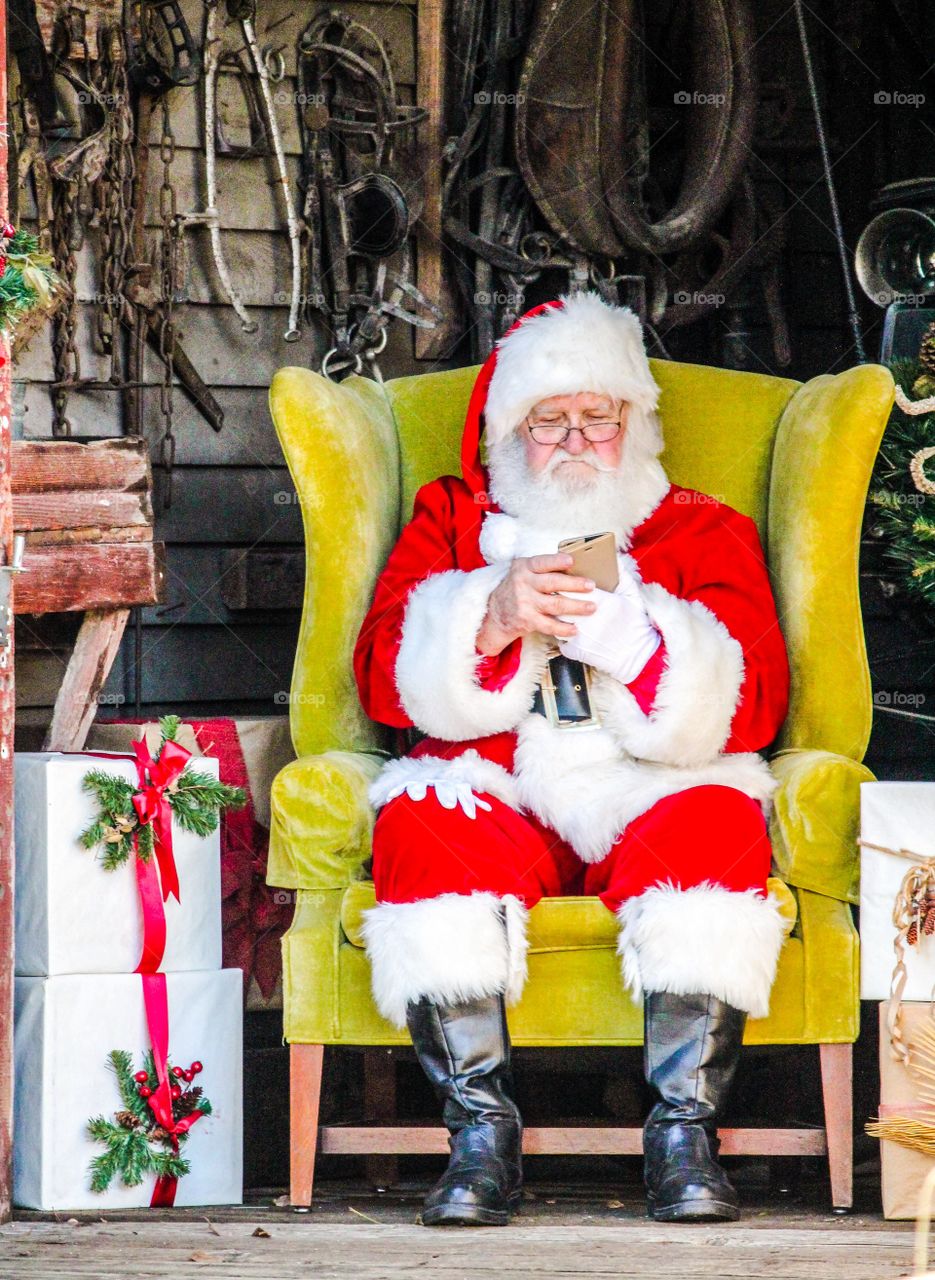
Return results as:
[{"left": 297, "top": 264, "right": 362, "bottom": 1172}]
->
[{"left": 12, "top": 0, "right": 424, "bottom": 739}]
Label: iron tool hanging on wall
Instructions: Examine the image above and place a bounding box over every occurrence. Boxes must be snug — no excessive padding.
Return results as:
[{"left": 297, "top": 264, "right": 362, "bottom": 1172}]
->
[{"left": 296, "top": 9, "right": 441, "bottom": 380}]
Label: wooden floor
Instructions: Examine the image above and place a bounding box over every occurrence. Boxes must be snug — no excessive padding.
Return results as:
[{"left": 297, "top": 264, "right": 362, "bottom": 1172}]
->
[{"left": 0, "top": 1183, "right": 918, "bottom": 1279}]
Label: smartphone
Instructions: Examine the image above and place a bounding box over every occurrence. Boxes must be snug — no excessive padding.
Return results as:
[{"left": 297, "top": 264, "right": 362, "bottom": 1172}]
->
[{"left": 557, "top": 531, "right": 619, "bottom": 591}]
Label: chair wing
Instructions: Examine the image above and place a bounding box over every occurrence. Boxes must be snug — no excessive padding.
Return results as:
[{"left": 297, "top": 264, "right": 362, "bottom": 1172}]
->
[
  {"left": 768, "top": 364, "right": 895, "bottom": 761},
  {"left": 268, "top": 367, "right": 401, "bottom": 759}
]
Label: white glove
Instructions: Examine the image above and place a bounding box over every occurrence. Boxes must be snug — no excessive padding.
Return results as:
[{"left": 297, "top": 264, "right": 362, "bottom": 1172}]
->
[
  {"left": 557, "top": 574, "right": 661, "bottom": 684},
  {"left": 384, "top": 777, "right": 493, "bottom": 820}
]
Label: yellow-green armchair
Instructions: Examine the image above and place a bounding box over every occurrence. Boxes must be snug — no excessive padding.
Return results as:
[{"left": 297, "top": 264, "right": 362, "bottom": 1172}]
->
[{"left": 267, "top": 356, "right": 894, "bottom": 1210}]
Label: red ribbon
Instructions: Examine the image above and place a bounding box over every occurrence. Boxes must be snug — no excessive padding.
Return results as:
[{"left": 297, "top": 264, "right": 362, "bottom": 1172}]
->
[
  {"left": 140, "top": 972, "right": 206, "bottom": 1207},
  {"left": 130, "top": 737, "right": 191, "bottom": 906}
]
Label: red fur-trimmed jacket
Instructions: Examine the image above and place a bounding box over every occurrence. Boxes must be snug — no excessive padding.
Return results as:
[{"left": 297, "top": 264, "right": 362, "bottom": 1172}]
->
[{"left": 353, "top": 474, "right": 790, "bottom": 865}]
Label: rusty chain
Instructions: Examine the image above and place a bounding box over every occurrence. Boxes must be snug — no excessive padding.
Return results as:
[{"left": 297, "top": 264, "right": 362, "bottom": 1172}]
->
[
  {"left": 157, "top": 91, "right": 179, "bottom": 508},
  {"left": 94, "top": 25, "right": 136, "bottom": 385}
]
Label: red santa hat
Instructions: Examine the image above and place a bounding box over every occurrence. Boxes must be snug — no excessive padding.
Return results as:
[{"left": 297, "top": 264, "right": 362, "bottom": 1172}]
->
[{"left": 460, "top": 293, "right": 662, "bottom": 513}]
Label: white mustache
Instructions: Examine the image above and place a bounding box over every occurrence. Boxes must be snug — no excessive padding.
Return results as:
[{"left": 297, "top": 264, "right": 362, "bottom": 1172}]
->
[{"left": 541, "top": 450, "right": 618, "bottom": 476}]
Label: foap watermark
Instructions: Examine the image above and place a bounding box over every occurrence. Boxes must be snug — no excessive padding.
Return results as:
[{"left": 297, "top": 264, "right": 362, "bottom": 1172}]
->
[
  {"left": 273, "top": 490, "right": 300, "bottom": 506},
  {"left": 474, "top": 90, "right": 525, "bottom": 106},
  {"left": 273, "top": 691, "right": 327, "bottom": 707},
  {"left": 673, "top": 489, "right": 725, "bottom": 505},
  {"left": 92, "top": 692, "right": 126, "bottom": 708},
  {"left": 474, "top": 290, "right": 524, "bottom": 307},
  {"left": 674, "top": 91, "right": 726, "bottom": 106},
  {"left": 874, "top": 690, "right": 926, "bottom": 708},
  {"left": 873, "top": 290, "right": 928, "bottom": 307},
  {"left": 672, "top": 290, "right": 725, "bottom": 308},
  {"left": 273, "top": 89, "right": 327, "bottom": 107},
  {"left": 874, "top": 90, "right": 926, "bottom": 107}
]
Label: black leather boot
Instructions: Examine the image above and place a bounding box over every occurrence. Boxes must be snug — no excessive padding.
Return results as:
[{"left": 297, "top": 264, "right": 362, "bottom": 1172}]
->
[
  {"left": 642, "top": 990, "right": 746, "bottom": 1222},
  {"left": 406, "top": 993, "right": 523, "bottom": 1227}
]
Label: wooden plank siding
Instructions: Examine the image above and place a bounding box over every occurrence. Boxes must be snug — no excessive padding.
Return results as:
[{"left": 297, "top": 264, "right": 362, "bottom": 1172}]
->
[{"left": 11, "top": 0, "right": 428, "bottom": 735}]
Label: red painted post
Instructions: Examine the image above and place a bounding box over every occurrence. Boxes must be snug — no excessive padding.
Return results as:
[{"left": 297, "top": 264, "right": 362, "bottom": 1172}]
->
[{"left": 0, "top": 0, "right": 15, "bottom": 1224}]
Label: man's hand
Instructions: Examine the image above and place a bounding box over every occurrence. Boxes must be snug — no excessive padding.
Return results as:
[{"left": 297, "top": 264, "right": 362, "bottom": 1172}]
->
[{"left": 476, "top": 553, "right": 596, "bottom": 656}]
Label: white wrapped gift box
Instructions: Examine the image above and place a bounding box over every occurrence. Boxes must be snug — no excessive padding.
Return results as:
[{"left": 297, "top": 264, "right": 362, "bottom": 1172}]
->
[
  {"left": 14, "top": 752, "right": 223, "bottom": 975},
  {"left": 860, "top": 781, "right": 935, "bottom": 1001},
  {"left": 14, "top": 969, "right": 243, "bottom": 1209}
]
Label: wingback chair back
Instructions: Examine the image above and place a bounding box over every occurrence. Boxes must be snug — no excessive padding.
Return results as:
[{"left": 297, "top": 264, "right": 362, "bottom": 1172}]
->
[
  {"left": 266, "top": 355, "right": 895, "bottom": 1213},
  {"left": 270, "top": 359, "right": 893, "bottom": 764}
]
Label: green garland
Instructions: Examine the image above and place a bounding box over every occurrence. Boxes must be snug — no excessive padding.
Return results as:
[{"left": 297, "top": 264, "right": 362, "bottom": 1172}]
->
[
  {"left": 79, "top": 715, "right": 246, "bottom": 870},
  {"left": 867, "top": 357, "right": 935, "bottom": 612},
  {"left": 0, "top": 227, "right": 58, "bottom": 337},
  {"left": 87, "top": 1048, "right": 212, "bottom": 1193}
]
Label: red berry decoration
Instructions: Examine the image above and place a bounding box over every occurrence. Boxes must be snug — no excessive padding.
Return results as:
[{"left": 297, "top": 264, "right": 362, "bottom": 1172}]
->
[
  {"left": 133, "top": 1070, "right": 149, "bottom": 1083},
  {"left": 182, "top": 1069, "right": 194, "bottom": 1083},
  {"left": 190, "top": 1061, "right": 203, "bottom": 1075},
  {"left": 172, "top": 1066, "right": 185, "bottom": 1078},
  {"left": 171, "top": 1084, "right": 182, "bottom": 1100},
  {"left": 138, "top": 1085, "right": 152, "bottom": 1098},
  {"left": 1, "top": 222, "right": 15, "bottom": 239}
]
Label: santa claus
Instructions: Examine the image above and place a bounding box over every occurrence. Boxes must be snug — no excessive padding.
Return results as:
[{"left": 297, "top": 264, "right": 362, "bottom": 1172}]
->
[{"left": 352, "top": 292, "right": 791, "bottom": 1226}]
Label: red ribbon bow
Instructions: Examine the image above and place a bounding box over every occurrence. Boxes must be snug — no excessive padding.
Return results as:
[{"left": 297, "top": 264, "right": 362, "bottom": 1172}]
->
[
  {"left": 142, "top": 973, "right": 206, "bottom": 1207},
  {"left": 131, "top": 737, "right": 191, "bottom": 905}
]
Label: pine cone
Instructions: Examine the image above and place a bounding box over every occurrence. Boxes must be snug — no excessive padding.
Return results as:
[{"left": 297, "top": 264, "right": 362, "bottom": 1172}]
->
[
  {"left": 115, "top": 1110, "right": 139, "bottom": 1129},
  {"left": 920, "top": 321, "right": 935, "bottom": 375},
  {"left": 908, "top": 919, "right": 920, "bottom": 946},
  {"left": 175, "top": 1087, "right": 203, "bottom": 1117},
  {"left": 148, "top": 1125, "right": 171, "bottom": 1143}
]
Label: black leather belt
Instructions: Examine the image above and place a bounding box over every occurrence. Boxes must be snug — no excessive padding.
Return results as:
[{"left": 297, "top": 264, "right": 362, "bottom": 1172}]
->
[{"left": 532, "top": 654, "right": 599, "bottom": 727}]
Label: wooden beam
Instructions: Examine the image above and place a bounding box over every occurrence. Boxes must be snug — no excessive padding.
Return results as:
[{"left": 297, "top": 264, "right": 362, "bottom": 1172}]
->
[
  {"left": 11, "top": 439, "right": 149, "bottom": 494},
  {"left": 14, "top": 542, "right": 166, "bottom": 614},
  {"left": 42, "top": 609, "right": 132, "bottom": 752},
  {"left": 0, "top": 0, "right": 14, "bottom": 1224},
  {"left": 320, "top": 1126, "right": 828, "bottom": 1157},
  {"left": 12, "top": 488, "right": 152, "bottom": 532},
  {"left": 413, "top": 0, "right": 461, "bottom": 359}
]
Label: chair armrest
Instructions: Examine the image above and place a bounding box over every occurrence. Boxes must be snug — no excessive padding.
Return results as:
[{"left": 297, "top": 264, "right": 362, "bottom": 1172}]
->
[
  {"left": 797, "top": 887, "right": 859, "bottom": 1042},
  {"left": 767, "top": 363, "right": 894, "bottom": 760},
  {"left": 769, "top": 747, "right": 874, "bottom": 904},
  {"left": 267, "top": 749, "right": 385, "bottom": 891}
]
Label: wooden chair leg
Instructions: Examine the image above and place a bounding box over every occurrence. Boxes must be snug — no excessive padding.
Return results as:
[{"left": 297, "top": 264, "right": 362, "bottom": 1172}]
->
[
  {"left": 363, "top": 1048, "right": 399, "bottom": 1189},
  {"left": 819, "top": 1042, "right": 853, "bottom": 1210},
  {"left": 290, "top": 1043, "right": 324, "bottom": 1207}
]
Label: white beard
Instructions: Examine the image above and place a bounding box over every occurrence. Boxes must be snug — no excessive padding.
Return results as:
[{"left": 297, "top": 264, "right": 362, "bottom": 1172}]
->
[{"left": 485, "top": 412, "right": 670, "bottom": 548}]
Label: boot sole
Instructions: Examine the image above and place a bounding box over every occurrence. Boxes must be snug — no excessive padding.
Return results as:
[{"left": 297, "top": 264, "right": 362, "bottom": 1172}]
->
[
  {"left": 421, "top": 1204, "right": 511, "bottom": 1227},
  {"left": 648, "top": 1197, "right": 740, "bottom": 1223},
  {"left": 421, "top": 1190, "right": 522, "bottom": 1228}
]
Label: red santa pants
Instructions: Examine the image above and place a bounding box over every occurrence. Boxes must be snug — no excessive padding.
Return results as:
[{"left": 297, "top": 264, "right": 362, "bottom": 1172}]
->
[{"left": 372, "top": 782, "right": 772, "bottom": 914}]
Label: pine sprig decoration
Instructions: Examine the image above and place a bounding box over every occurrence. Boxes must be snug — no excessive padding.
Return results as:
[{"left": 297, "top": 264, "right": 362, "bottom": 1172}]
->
[
  {"left": 0, "top": 227, "right": 60, "bottom": 337},
  {"left": 78, "top": 718, "right": 246, "bottom": 870},
  {"left": 87, "top": 1049, "right": 212, "bottom": 1194},
  {"left": 868, "top": 354, "right": 935, "bottom": 612}
]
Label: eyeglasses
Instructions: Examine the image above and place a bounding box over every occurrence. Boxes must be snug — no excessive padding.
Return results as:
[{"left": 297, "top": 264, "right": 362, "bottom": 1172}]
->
[{"left": 525, "top": 410, "right": 624, "bottom": 446}]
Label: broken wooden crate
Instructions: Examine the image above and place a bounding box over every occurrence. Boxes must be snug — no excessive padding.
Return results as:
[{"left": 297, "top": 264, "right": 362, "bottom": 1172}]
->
[{"left": 12, "top": 438, "right": 165, "bottom": 750}]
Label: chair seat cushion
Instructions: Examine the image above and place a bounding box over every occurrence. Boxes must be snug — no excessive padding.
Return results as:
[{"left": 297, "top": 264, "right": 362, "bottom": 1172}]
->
[{"left": 339, "top": 878, "right": 797, "bottom": 952}]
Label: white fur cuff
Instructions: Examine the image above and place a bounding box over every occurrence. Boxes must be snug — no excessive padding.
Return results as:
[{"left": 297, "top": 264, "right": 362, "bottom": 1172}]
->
[
  {"left": 616, "top": 882, "right": 787, "bottom": 1019},
  {"left": 360, "top": 891, "right": 530, "bottom": 1029},
  {"left": 594, "top": 581, "right": 745, "bottom": 768},
  {"left": 394, "top": 565, "right": 547, "bottom": 742}
]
